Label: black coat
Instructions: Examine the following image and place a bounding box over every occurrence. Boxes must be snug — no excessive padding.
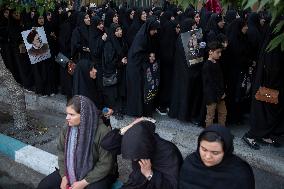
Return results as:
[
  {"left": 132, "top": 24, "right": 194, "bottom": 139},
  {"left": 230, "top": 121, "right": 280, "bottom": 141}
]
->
[
  {"left": 101, "top": 121, "right": 183, "bottom": 189},
  {"left": 169, "top": 35, "right": 203, "bottom": 122},
  {"left": 180, "top": 125, "right": 255, "bottom": 189},
  {"left": 202, "top": 60, "right": 225, "bottom": 104}
]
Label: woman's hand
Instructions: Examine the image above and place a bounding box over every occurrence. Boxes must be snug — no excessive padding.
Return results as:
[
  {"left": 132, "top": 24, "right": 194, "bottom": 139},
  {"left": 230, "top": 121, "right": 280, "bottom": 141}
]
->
[
  {"left": 139, "top": 159, "right": 153, "bottom": 179},
  {"left": 102, "top": 33, "right": 107, "bottom": 41},
  {"left": 60, "top": 176, "right": 68, "bottom": 189},
  {"left": 71, "top": 179, "right": 89, "bottom": 189}
]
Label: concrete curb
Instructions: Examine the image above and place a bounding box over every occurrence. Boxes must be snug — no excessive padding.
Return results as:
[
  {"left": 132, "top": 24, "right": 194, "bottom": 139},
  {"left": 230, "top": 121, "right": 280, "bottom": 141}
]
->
[{"left": 0, "top": 134, "right": 58, "bottom": 176}]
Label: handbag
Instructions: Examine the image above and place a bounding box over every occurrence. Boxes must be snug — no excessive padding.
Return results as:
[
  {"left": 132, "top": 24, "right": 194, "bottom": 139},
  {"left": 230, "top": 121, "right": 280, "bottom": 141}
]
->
[
  {"left": 255, "top": 87, "right": 279, "bottom": 104},
  {"left": 103, "top": 72, "right": 118, "bottom": 87},
  {"left": 67, "top": 61, "right": 76, "bottom": 75},
  {"left": 55, "top": 52, "right": 69, "bottom": 68}
]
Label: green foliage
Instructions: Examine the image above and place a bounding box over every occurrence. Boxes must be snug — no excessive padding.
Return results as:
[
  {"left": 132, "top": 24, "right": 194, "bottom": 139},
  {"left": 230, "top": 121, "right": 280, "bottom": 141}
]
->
[
  {"left": 176, "top": 0, "right": 198, "bottom": 10},
  {"left": 0, "top": 0, "right": 57, "bottom": 16}
]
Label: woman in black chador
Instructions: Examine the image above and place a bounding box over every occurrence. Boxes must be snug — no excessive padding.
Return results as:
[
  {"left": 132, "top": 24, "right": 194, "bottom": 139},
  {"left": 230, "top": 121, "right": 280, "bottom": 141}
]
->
[
  {"left": 71, "top": 13, "right": 102, "bottom": 106},
  {"left": 126, "top": 8, "right": 147, "bottom": 47},
  {"left": 169, "top": 18, "right": 205, "bottom": 122},
  {"left": 156, "top": 12, "right": 180, "bottom": 114},
  {"left": 102, "top": 23, "right": 128, "bottom": 113},
  {"left": 205, "top": 13, "right": 225, "bottom": 43},
  {"left": 126, "top": 18, "right": 160, "bottom": 117},
  {"left": 31, "top": 15, "right": 57, "bottom": 96},
  {"left": 180, "top": 125, "right": 255, "bottom": 189},
  {"left": 58, "top": 10, "right": 76, "bottom": 99},
  {"left": 101, "top": 118, "right": 183, "bottom": 189},
  {"left": 7, "top": 9, "right": 34, "bottom": 90},
  {"left": 225, "top": 18, "right": 252, "bottom": 124},
  {"left": 243, "top": 19, "right": 284, "bottom": 150}
]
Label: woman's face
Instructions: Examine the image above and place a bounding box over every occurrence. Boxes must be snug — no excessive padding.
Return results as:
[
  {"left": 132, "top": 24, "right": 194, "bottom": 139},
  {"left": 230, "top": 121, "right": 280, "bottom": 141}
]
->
[
  {"left": 66, "top": 106, "right": 80, "bottom": 127},
  {"left": 113, "top": 14, "right": 119, "bottom": 24},
  {"left": 84, "top": 14, "right": 91, "bottom": 25},
  {"left": 97, "top": 22, "right": 104, "bottom": 31},
  {"left": 4, "top": 10, "right": 9, "bottom": 19},
  {"left": 149, "top": 29, "right": 157, "bottom": 36},
  {"left": 130, "top": 10, "right": 135, "bottom": 20},
  {"left": 199, "top": 140, "right": 224, "bottom": 167},
  {"left": 141, "top": 11, "right": 147, "bottom": 21},
  {"left": 194, "top": 13, "right": 200, "bottom": 25},
  {"left": 115, "top": 27, "right": 123, "bottom": 38},
  {"left": 217, "top": 19, "right": 225, "bottom": 29},
  {"left": 241, "top": 24, "right": 248, "bottom": 34},
  {"left": 175, "top": 24, "right": 180, "bottom": 34}
]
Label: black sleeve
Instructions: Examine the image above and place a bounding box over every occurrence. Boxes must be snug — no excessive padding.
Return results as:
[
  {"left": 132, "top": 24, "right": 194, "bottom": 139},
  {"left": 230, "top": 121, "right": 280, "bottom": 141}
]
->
[
  {"left": 70, "top": 28, "right": 83, "bottom": 59},
  {"left": 101, "top": 128, "right": 122, "bottom": 155}
]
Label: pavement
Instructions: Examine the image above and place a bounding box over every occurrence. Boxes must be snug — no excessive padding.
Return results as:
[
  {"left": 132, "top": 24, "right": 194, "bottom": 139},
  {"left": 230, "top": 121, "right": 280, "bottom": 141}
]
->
[{"left": 0, "top": 87, "right": 284, "bottom": 188}]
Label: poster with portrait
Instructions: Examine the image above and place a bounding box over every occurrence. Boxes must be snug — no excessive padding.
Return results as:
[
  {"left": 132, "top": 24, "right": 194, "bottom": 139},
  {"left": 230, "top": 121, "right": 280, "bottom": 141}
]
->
[
  {"left": 21, "top": 26, "right": 51, "bottom": 64},
  {"left": 180, "top": 28, "right": 205, "bottom": 67}
]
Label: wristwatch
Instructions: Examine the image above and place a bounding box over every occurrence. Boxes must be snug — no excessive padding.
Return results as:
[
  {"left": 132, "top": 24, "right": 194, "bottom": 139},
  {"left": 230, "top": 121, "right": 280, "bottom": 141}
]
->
[{"left": 147, "top": 171, "right": 153, "bottom": 181}]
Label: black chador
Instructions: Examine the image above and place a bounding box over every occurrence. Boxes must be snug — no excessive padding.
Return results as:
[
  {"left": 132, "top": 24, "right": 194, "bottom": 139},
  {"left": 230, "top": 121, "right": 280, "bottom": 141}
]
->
[
  {"left": 180, "top": 125, "right": 255, "bottom": 189},
  {"left": 71, "top": 12, "right": 99, "bottom": 105},
  {"left": 102, "top": 23, "right": 128, "bottom": 111},
  {"left": 101, "top": 121, "right": 183, "bottom": 189},
  {"left": 245, "top": 21, "right": 284, "bottom": 143},
  {"left": 126, "top": 19, "right": 159, "bottom": 117},
  {"left": 169, "top": 18, "right": 204, "bottom": 122}
]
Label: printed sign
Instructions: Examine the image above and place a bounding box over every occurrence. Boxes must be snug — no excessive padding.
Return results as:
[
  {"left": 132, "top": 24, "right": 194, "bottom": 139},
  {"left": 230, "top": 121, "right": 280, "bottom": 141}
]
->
[{"left": 21, "top": 27, "right": 51, "bottom": 64}]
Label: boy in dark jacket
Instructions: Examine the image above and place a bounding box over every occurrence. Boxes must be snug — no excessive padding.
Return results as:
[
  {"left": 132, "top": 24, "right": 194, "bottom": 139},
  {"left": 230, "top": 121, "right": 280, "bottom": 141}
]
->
[{"left": 202, "top": 41, "right": 227, "bottom": 127}]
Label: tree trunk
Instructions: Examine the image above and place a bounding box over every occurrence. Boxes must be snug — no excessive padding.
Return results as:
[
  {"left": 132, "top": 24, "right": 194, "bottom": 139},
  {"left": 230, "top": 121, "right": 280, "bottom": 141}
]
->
[{"left": 0, "top": 54, "right": 28, "bottom": 129}]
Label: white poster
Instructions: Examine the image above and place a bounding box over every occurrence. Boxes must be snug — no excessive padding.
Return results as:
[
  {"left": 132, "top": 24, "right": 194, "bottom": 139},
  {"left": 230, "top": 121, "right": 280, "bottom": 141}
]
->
[{"left": 21, "top": 26, "right": 51, "bottom": 64}]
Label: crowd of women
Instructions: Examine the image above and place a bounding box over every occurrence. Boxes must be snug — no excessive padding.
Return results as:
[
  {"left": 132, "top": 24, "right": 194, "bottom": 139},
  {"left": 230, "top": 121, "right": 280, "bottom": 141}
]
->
[{"left": 0, "top": 0, "right": 283, "bottom": 149}]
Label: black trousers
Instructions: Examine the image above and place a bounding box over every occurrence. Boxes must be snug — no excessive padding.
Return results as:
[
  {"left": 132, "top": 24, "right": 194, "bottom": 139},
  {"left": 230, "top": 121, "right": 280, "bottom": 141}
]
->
[{"left": 37, "top": 170, "right": 115, "bottom": 189}]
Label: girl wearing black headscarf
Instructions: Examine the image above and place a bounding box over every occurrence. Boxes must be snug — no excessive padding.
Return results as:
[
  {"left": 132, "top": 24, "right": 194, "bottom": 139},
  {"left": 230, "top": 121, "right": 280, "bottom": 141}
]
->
[
  {"left": 104, "top": 9, "right": 119, "bottom": 33},
  {"left": 180, "top": 125, "right": 255, "bottom": 189},
  {"left": 101, "top": 118, "right": 183, "bottom": 189},
  {"left": 169, "top": 18, "right": 205, "bottom": 122},
  {"left": 102, "top": 23, "right": 128, "bottom": 113},
  {"left": 120, "top": 8, "right": 135, "bottom": 37},
  {"left": 126, "top": 18, "right": 160, "bottom": 117},
  {"left": 126, "top": 8, "right": 147, "bottom": 47},
  {"left": 37, "top": 95, "right": 115, "bottom": 189}
]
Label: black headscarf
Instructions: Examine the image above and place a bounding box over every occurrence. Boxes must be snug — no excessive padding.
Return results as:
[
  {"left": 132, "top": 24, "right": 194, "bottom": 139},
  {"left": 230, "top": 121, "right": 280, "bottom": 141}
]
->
[
  {"left": 121, "top": 121, "right": 183, "bottom": 189},
  {"left": 179, "top": 125, "right": 255, "bottom": 189},
  {"left": 64, "top": 95, "right": 99, "bottom": 182}
]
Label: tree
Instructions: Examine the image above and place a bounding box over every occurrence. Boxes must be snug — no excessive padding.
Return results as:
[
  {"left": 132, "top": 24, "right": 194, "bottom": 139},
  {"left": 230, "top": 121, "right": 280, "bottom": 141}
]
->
[
  {"left": 176, "top": 0, "right": 284, "bottom": 51},
  {"left": 0, "top": 54, "right": 28, "bottom": 129}
]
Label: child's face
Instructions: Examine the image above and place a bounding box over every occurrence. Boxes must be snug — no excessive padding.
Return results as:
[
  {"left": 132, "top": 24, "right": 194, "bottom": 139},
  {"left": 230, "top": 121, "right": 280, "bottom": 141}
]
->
[{"left": 209, "top": 49, "right": 222, "bottom": 60}]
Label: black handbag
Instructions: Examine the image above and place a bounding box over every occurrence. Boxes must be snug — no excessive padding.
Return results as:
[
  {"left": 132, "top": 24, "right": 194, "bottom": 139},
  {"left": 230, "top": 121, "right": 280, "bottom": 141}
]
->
[
  {"left": 55, "top": 52, "right": 69, "bottom": 68},
  {"left": 103, "top": 72, "right": 118, "bottom": 87}
]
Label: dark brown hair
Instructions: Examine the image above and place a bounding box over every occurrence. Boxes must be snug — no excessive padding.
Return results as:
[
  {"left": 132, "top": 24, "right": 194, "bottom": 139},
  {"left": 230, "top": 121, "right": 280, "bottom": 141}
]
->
[{"left": 66, "top": 96, "right": 81, "bottom": 113}]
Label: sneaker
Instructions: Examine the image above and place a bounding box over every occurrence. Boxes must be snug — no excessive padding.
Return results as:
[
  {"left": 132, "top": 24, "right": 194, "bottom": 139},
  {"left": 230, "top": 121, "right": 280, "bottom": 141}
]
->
[
  {"left": 41, "top": 95, "right": 48, "bottom": 98},
  {"left": 50, "top": 93, "right": 55, "bottom": 97},
  {"left": 156, "top": 107, "right": 168, "bottom": 116},
  {"left": 24, "top": 89, "right": 33, "bottom": 93},
  {"left": 242, "top": 135, "right": 260, "bottom": 150}
]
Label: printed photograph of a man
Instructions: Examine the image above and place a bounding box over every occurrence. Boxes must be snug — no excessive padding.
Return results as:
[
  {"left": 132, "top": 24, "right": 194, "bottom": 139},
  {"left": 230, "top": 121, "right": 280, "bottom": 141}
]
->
[
  {"left": 21, "top": 26, "right": 51, "bottom": 64},
  {"left": 26, "top": 29, "right": 49, "bottom": 56}
]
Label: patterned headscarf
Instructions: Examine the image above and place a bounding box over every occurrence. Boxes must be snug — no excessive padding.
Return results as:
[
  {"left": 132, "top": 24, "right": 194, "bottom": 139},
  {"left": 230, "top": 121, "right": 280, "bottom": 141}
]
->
[{"left": 64, "top": 95, "right": 99, "bottom": 184}]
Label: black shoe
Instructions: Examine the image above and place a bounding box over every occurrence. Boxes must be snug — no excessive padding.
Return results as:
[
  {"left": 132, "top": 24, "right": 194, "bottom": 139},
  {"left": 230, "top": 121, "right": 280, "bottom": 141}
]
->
[
  {"left": 258, "top": 138, "right": 281, "bottom": 147},
  {"left": 242, "top": 135, "right": 260, "bottom": 150}
]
